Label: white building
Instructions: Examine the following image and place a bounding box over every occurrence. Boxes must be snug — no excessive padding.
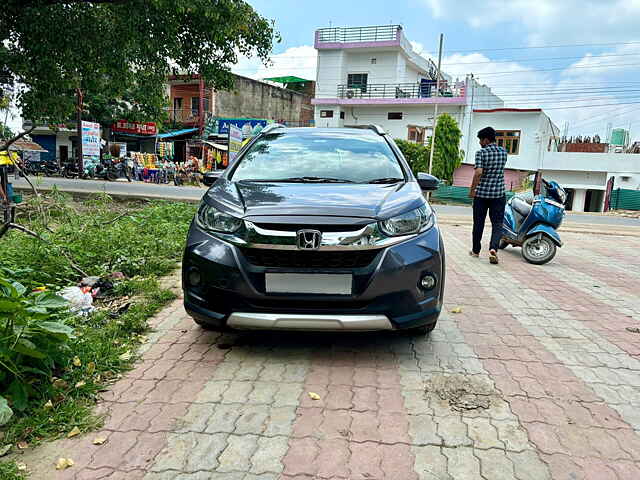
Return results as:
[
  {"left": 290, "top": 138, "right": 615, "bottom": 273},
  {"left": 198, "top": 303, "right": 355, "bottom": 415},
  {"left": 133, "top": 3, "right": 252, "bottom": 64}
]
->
[
  {"left": 312, "top": 25, "right": 501, "bottom": 143},
  {"left": 455, "top": 108, "right": 560, "bottom": 192},
  {"left": 311, "top": 25, "right": 554, "bottom": 181},
  {"left": 312, "top": 24, "right": 639, "bottom": 213}
]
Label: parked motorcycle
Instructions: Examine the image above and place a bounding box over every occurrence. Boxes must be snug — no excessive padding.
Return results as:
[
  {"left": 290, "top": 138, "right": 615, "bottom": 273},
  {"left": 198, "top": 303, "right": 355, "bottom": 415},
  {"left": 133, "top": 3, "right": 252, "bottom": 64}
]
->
[
  {"left": 94, "top": 157, "right": 131, "bottom": 182},
  {"left": 24, "top": 158, "right": 59, "bottom": 176},
  {"left": 61, "top": 160, "right": 91, "bottom": 179},
  {"left": 500, "top": 179, "right": 567, "bottom": 265}
]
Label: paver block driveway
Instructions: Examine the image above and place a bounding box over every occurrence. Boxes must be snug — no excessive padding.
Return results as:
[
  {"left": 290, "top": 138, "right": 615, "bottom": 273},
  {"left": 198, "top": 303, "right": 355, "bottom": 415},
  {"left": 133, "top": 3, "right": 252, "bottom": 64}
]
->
[{"left": 24, "top": 225, "right": 640, "bottom": 479}]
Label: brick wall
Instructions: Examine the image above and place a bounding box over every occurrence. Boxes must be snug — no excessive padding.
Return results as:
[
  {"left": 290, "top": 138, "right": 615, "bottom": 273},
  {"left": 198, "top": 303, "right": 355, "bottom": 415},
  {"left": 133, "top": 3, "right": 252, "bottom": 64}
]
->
[
  {"left": 561, "top": 143, "right": 608, "bottom": 153},
  {"left": 213, "top": 75, "right": 313, "bottom": 125}
]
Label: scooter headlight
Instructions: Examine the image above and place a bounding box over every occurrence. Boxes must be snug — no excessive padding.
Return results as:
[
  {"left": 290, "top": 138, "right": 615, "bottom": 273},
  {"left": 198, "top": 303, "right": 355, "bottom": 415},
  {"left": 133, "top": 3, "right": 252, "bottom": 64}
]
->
[
  {"left": 196, "top": 203, "right": 243, "bottom": 233},
  {"left": 379, "top": 204, "right": 435, "bottom": 237},
  {"left": 557, "top": 188, "right": 567, "bottom": 204}
]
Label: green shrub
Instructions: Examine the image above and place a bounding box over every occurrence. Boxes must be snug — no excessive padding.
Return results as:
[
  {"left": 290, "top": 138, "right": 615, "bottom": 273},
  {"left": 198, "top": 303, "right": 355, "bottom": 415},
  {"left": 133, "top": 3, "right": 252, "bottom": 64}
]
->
[{"left": 0, "top": 270, "right": 73, "bottom": 422}]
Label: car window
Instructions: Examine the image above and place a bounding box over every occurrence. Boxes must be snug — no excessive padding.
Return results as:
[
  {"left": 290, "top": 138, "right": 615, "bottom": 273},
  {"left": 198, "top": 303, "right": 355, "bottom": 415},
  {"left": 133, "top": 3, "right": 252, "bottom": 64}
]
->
[{"left": 230, "top": 131, "right": 405, "bottom": 183}]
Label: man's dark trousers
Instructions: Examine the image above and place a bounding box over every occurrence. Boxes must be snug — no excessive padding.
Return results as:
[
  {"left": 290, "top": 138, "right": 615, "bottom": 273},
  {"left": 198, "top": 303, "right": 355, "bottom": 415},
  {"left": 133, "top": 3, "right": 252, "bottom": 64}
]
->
[{"left": 472, "top": 196, "right": 506, "bottom": 254}]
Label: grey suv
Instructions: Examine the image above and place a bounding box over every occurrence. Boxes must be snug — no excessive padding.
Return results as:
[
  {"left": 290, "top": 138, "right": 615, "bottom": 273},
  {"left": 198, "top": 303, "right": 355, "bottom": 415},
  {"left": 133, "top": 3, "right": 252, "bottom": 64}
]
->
[{"left": 182, "top": 125, "right": 444, "bottom": 334}]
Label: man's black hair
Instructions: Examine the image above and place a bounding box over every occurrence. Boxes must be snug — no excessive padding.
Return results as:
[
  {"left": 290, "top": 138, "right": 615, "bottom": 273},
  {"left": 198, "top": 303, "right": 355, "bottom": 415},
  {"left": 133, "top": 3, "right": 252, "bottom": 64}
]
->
[{"left": 477, "top": 127, "right": 496, "bottom": 142}]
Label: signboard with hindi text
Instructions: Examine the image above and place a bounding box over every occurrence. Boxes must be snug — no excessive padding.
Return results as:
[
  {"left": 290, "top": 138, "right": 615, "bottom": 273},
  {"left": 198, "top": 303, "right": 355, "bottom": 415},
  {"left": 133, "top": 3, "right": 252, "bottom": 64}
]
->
[
  {"left": 81, "top": 121, "right": 101, "bottom": 165},
  {"left": 228, "top": 124, "right": 243, "bottom": 163}
]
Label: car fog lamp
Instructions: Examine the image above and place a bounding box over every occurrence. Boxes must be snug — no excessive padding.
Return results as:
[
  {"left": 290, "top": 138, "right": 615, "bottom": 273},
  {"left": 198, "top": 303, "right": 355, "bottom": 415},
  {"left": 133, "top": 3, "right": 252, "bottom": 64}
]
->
[
  {"left": 420, "top": 274, "right": 436, "bottom": 290},
  {"left": 188, "top": 268, "right": 202, "bottom": 287}
]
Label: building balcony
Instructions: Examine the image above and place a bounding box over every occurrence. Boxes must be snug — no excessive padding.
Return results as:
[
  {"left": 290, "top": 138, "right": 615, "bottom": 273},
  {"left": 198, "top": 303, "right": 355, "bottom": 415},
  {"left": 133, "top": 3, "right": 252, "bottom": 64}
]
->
[
  {"left": 312, "top": 83, "right": 466, "bottom": 106},
  {"left": 315, "top": 25, "right": 403, "bottom": 49},
  {"left": 168, "top": 108, "right": 203, "bottom": 126}
]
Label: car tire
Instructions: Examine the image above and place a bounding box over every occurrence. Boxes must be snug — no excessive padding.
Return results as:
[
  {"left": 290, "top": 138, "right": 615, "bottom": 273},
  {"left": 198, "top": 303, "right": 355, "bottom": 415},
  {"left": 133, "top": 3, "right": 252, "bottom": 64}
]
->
[
  {"left": 193, "top": 317, "right": 231, "bottom": 332},
  {"left": 406, "top": 322, "right": 437, "bottom": 336}
]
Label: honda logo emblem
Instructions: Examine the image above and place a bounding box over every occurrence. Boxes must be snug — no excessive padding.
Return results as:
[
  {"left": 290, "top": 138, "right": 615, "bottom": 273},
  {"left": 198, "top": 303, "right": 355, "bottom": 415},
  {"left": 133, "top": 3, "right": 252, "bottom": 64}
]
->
[{"left": 296, "top": 230, "right": 322, "bottom": 250}]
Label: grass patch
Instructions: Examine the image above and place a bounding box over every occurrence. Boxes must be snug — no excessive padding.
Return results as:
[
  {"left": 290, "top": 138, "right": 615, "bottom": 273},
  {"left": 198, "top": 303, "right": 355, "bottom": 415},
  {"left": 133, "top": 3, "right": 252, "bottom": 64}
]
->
[
  {"left": 0, "top": 192, "right": 195, "bottom": 450},
  {"left": 0, "top": 461, "right": 26, "bottom": 480}
]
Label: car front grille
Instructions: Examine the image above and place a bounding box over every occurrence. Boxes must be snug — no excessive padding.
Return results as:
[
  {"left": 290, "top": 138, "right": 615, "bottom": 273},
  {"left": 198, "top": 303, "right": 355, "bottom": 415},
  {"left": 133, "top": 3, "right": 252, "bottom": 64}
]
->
[{"left": 239, "top": 247, "right": 380, "bottom": 269}]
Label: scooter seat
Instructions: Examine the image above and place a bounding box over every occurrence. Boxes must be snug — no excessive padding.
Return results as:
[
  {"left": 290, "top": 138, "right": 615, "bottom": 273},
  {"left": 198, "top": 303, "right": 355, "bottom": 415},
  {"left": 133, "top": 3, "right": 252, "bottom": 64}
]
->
[{"left": 512, "top": 197, "right": 532, "bottom": 217}]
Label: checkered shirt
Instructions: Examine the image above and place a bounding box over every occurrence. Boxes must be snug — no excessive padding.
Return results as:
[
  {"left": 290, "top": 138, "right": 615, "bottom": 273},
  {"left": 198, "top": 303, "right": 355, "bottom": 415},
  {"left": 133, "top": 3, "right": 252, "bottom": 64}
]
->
[{"left": 474, "top": 143, "right": 507, "bottom": 198}]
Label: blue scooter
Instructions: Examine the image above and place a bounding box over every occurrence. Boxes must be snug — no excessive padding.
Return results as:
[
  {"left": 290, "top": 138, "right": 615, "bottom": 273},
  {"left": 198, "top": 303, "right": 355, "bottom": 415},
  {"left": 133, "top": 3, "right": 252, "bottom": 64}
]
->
[{"left": 500, "top": 179, "right": 567, "bottom": 264}]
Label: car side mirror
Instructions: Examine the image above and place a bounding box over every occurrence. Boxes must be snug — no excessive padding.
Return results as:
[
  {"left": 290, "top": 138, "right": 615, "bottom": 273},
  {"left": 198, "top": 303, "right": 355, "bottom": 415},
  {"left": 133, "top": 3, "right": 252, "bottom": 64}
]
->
[
  {"left": 417, "top": 173, "right": 439, "bottom": 191},
  {"left": 202, "top": 172, "right": 221, "bottom": 186}
]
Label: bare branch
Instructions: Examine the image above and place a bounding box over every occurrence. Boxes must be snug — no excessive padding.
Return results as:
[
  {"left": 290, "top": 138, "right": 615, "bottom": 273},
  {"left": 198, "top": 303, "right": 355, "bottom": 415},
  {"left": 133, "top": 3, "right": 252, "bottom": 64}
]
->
[
  {"left": 8, "top": 223, "right": 89, "bottom": 277},
  {"left": 0, "top": 125, "right": 35, "bottom": 152}
]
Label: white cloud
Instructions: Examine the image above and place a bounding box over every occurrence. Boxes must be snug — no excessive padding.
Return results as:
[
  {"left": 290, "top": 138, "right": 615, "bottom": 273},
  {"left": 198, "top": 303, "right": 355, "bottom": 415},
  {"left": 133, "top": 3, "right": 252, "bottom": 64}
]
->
[
  {"left": 423, "top": 0, "right": 640, "bottom": 45},
  {"left": 233, "top": 45, "right": 317, "bottom": 82},
  {"left": 409, "top": 40, "right": 639, "bottom": 137}
]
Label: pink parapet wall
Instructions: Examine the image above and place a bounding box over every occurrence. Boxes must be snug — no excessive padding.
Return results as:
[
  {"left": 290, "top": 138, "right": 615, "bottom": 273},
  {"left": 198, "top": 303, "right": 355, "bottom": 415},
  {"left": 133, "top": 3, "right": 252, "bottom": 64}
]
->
[
  {"left": 311, "top": 96, "right": 466, "bottom": 105},
  {"left": 453, "top": 163, "right": 530, "bottom": 191}
]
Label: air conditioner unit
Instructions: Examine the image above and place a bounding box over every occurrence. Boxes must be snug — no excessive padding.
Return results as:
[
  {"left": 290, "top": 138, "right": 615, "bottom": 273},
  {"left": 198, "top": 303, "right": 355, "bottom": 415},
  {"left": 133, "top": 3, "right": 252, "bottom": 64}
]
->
[{"left": 345, "top": 89, "right": 356, "bottom": 99}]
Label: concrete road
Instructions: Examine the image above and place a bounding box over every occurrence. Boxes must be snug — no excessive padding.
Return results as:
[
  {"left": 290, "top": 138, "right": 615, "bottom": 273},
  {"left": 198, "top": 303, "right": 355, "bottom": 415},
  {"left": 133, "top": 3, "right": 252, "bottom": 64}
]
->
[
  {"left": 13, "top": 176, "right": 640, "bottom": 227},
  {"left": 19, "top": 226, "right": 640, "bottom": 479}
]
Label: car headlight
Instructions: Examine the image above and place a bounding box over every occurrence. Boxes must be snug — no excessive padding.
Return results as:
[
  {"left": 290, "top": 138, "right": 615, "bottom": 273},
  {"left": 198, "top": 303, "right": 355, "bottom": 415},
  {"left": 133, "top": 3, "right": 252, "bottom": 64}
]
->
[
  {"left": 379, "top": 204, "right": 435, "bottom": 237},
  {"left": 196, "top": 203, "right": 243, "bottom": 233}
]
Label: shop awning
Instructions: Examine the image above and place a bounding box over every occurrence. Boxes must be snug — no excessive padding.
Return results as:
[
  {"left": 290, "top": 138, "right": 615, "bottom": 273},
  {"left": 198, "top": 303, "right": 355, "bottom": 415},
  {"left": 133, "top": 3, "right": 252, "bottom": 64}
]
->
[
  {"left": 263, "top": 76, "right": 311, "bottom": 84},
  {"left": 203, "top": 141, "right": 228, "bottom": 151},
  {"left": 8, "top": 138, "right": 48, "bottom": 152},
  {"left": 156, "top": 128, "right": 198, "bottom": 139}
]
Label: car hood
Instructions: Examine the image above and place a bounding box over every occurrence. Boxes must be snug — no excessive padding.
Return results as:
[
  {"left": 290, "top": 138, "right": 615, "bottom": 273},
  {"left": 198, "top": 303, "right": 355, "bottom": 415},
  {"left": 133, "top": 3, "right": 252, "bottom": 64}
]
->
[{"left": 205, "top": 179, "right": 425, "bottom": 220}]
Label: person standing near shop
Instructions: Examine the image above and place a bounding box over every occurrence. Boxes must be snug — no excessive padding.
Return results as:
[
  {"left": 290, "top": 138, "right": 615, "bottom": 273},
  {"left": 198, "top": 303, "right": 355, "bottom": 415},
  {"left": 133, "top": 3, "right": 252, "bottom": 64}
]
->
[{"left": 469, "top": 127, "right": 508, "bottom": 264}]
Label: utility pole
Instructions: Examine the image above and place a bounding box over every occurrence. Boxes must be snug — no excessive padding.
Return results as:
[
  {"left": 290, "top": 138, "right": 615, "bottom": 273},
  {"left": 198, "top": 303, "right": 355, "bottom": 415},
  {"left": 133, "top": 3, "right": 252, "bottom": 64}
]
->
[
  {"left": 428, "top": 33, "right": 443, "bottom": 177},
  {"left": 76, "top": 88, "right": 83, "bottom": 172}
]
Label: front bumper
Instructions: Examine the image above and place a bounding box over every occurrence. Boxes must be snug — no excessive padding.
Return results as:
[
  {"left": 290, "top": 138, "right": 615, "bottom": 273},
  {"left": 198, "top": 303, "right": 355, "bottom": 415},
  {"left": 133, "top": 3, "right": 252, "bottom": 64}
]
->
[{"left": 182, "top": 222, "right": 445, "bottom": 331}]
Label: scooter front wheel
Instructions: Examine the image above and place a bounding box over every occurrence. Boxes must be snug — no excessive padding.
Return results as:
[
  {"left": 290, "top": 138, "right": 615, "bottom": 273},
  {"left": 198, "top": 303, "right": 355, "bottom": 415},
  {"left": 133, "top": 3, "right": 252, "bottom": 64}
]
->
[{"left": 522, "top": 236, "right": 557, "bottom": 265}]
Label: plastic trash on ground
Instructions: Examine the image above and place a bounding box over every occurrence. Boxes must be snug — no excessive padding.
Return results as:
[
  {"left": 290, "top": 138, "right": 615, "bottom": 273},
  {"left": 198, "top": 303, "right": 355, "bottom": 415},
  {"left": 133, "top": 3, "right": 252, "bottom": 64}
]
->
[{"left": 60, "top": 286, "right": 95, "bottom": 316}]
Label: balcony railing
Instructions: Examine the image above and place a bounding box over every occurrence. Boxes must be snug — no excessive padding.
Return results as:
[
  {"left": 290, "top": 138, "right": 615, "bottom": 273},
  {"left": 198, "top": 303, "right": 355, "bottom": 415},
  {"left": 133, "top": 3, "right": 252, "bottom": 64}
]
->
[
  {"left": 316, "top": 25, "right": 401, "bottom": 43},
  {"left": 337, "top": 83, "right": 463, "bottom": 100},
  {"left": 168, "top": 108, "right": 201, "bottom": 124}
]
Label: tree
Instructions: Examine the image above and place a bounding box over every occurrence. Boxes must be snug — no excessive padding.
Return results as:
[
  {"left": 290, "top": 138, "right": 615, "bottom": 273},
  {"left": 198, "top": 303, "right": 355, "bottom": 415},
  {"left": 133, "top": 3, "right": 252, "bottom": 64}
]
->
[
  {"left": 395, "top": 114, "right": 464, "bottom": 184},
  {"left": 0, "top": 0, "right": 278, "bottom": 151},
  {"left": 429, "top": 113, "right": 464, "bottom": 184},
  {"left": 394, "top": 139, "right": 429, "bottom": 175},
  {"left": 0, "top": 0, "right": 277, "bottom": 239}
]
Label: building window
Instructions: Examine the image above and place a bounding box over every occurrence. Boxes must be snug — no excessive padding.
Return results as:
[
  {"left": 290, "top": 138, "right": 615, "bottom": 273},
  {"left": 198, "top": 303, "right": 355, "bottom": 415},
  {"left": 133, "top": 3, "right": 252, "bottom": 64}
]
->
[
  {"left": 191, "top": 97, "right": 200, "bottom": 116},
  {"left": 320, "top": 110, "right": 334, "bottom": 118},
  {"left": 388, "top": 112, "right": 403, "bottom": 120},
  {"left": 203, "top": 97, "right": 210, "bottom": 113},
  {"left": 340, "top": 111, "right": 345, "bottom": 119},
  {"left": 408, "top": 126, "right": 425, "bottom": 144},
  {"left": 371, "top": 58, "right": 377, "bottom": 64},
  {"left": 496, "top": 130, "right": 520, "bottom": 155},
  {"left": 347, "top": 73, "right": 368, "bottom": 93}
]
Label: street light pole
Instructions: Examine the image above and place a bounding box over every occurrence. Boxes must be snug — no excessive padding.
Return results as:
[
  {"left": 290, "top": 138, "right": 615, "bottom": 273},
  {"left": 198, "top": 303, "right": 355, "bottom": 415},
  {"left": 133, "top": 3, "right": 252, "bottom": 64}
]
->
[{"left": 428, "top": 33, "right": 444, "bottom": 176}]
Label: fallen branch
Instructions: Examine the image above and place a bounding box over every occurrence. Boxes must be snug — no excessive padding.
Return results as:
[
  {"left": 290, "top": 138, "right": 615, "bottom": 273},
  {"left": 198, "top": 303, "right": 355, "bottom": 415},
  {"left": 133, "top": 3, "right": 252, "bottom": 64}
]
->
[
  {"left": 8, "top": 223, "right": 89, "bottom": 277},
  {"left": 100, "top": 211, "right": 131, "bottom": 226}
]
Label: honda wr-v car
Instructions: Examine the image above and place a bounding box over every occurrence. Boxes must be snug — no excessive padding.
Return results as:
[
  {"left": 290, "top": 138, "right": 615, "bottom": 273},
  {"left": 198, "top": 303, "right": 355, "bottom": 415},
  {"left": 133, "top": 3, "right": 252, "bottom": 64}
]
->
[{"left": 182, "top": 125, "right": 445, "bottom": 334}]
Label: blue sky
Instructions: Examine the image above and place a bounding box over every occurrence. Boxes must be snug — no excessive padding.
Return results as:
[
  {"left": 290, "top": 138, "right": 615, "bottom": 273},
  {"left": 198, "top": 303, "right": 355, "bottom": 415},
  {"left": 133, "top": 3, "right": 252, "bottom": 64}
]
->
[{"left": 238, "top": 0, "right": 640, "bottom": 139}]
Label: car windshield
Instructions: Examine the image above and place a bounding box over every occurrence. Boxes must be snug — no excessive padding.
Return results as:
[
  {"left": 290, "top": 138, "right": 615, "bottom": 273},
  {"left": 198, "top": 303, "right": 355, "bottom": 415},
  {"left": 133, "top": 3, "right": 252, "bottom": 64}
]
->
[{"left": 231, "top": 131, "right": 405, "bottom": 183}]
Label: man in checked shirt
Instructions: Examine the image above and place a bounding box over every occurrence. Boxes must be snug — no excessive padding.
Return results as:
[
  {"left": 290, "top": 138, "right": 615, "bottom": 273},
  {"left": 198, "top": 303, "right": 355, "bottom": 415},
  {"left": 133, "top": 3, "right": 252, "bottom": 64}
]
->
[{"left": 469, "top": 127, "right": 508, "bottom": 264}]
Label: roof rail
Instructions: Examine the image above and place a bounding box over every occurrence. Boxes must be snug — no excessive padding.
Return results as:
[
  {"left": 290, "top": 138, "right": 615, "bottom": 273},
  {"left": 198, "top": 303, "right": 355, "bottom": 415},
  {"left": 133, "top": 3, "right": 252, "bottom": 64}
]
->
[
  {"left": 366, "top": 124, "right": 386, "bottom": 135},
  {"left": 261, "top": 123, "right": 286, "bottom": 134}
]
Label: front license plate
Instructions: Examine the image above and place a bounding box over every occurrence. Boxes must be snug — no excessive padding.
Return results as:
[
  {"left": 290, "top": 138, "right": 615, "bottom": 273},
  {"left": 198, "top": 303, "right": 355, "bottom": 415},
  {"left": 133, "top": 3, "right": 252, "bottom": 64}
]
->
[{"left": 265, "top": 273, "right": 353, "bottom": 295}]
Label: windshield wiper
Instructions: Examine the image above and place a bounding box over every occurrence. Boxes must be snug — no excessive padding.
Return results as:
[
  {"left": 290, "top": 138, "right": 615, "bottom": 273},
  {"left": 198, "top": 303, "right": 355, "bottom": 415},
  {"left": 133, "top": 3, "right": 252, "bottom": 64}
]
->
[
  {"left": 368, "top": 177, "right": 404, "bottom": 184},
  {"left": 241, "top": 176, "right": 355, "bottom": 183}
]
